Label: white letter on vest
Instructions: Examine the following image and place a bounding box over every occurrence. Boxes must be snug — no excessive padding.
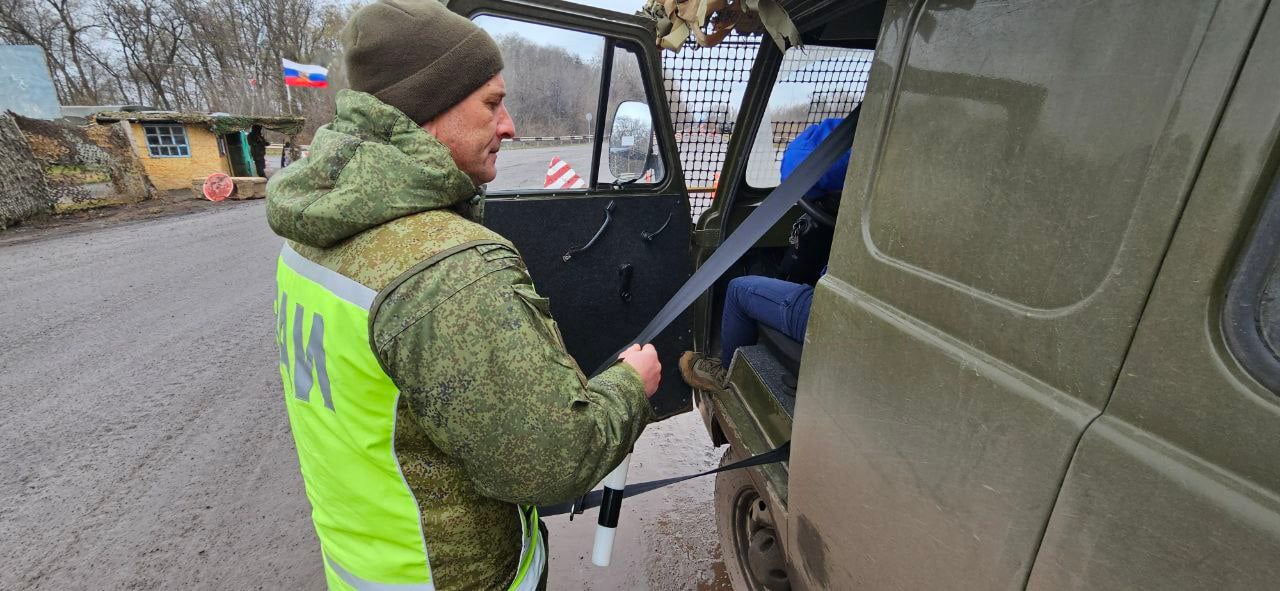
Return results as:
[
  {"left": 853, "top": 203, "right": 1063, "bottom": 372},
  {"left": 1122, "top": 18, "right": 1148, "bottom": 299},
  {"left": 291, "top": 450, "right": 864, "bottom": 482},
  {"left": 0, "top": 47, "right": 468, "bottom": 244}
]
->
[
  {"left": 276, "top": 291, "right": 291, "bottom": 385},
  {"left": 292, "top": 303, "right": 334, "bottom": 411}
]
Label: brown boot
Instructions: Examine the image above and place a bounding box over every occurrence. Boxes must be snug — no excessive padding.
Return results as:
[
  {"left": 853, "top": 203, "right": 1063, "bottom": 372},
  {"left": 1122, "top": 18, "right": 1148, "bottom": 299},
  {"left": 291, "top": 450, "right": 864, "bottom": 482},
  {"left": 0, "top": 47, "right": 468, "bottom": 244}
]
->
[{"left": 679, "top": 351, "right": 728, "bottom": 391}]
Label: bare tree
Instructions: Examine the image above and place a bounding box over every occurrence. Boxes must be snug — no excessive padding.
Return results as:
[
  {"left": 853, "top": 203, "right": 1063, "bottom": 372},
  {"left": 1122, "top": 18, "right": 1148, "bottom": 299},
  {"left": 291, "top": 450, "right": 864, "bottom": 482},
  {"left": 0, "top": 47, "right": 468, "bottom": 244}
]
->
[
  {"left": 497, "top": 33, "right": 602, "bottom": 137},
  {"left": 43, "top": 0, "right": 98, "bottom": 101},
  {"left": 0, "top": 0, "right": 106, "bottom": 102},
  {"left": 100, "top": 0, "right": 188, "bottom": 109}
]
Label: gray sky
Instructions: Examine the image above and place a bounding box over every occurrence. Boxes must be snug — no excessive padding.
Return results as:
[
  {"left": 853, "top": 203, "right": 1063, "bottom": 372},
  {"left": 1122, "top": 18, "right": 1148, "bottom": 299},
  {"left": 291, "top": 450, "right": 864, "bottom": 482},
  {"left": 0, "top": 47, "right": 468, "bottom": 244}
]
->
[
  {"left": 474, "top": 0, "right": 647, "bottom": 60},
  {"left": 475, "top": 16, "right": 603, "bottom": 60},
  {"left": 475, "top": 0, "right": 872, "bottom": 161}
]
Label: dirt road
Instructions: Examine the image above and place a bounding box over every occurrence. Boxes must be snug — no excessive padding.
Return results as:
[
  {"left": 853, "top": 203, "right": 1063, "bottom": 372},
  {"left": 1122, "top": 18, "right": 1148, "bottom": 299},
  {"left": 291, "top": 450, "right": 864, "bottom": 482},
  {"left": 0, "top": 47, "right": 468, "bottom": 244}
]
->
[{"left": 0, "top": 202, "right": 729, "bottom": 590}]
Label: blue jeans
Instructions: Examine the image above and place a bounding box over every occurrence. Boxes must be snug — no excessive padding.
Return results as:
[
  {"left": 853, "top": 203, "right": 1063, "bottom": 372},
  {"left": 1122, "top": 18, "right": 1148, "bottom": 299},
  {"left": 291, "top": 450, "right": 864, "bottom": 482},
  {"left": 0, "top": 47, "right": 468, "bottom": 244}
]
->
[{"left": 720, "top": 276, "right": 814, "bottom": 362}]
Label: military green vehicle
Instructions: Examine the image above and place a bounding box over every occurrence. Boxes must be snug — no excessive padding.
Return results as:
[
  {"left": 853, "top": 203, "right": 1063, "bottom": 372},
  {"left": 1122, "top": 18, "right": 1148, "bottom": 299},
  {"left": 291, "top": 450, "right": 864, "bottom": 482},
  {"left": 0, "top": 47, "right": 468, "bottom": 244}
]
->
[{"left": 452, "top": 0, "right": 1280, "bottom": 588}]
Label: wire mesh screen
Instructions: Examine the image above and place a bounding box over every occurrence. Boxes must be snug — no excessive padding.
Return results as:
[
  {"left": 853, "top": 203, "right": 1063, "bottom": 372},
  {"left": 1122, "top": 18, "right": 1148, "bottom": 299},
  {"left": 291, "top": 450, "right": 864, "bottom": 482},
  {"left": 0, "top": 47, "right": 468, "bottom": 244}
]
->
[
  {"left": 661, "top": 34, "right": 761, "bottom": 217},
  {"left": 745, "top": 46, "right": 874, "bottom": 188}
]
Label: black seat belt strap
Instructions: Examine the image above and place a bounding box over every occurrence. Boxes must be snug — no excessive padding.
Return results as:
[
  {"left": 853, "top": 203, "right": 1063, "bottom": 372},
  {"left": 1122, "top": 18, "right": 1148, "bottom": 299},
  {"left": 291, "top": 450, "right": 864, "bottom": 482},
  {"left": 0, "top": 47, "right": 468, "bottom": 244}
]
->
[
  {"left": 539, "top": 442, "right": 791, "bottom": 517},
  {"left": 546, "top": 107, "right": 861, "bottom": 520},
  {"left": 593, "top": 105, "right": 862, "bottom": 375}
]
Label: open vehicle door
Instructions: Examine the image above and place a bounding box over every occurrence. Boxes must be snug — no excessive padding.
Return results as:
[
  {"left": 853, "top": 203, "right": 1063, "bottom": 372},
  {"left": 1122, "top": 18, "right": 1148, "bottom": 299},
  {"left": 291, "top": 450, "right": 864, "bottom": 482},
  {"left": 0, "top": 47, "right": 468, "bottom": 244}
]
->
[{"left": 448, "top": 0, "right": 693, "bottom": 418}]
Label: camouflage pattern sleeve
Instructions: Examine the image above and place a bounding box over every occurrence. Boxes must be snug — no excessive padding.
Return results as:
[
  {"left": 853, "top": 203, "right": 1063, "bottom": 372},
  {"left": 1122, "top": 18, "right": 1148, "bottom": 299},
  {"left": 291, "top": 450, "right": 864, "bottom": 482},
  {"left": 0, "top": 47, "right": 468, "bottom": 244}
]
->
[{"left": 371, "top": 244, "right": 654, "bottom": 506}]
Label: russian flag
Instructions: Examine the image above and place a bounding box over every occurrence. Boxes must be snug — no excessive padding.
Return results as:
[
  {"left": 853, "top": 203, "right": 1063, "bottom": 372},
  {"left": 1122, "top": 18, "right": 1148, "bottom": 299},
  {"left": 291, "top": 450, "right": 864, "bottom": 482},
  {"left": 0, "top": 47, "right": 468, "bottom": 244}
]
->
[{"left": 283, "top": 58, "right": 328, "bottom": 88}]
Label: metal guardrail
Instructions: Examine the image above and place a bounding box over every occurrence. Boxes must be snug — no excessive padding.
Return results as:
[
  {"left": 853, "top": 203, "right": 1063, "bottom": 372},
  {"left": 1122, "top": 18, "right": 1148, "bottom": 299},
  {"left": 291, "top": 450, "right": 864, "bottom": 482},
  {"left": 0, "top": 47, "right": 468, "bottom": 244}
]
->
[
  {"left": 265, "top": 136, "right": 593, "bottom": 150},
  {"left": 502, "top": 135, "right": 593, "bottom": 143},
  {"left": 268, "top": 135, "right": 593, "bottom": 164}
]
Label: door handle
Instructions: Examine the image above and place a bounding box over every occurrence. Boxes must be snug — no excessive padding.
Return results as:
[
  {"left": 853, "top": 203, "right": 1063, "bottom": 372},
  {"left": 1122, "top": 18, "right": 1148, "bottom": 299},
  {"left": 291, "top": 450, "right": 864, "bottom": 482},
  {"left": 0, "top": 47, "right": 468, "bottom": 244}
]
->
[
  {"left": 618, "top": 263, "right": 634, "bottom": 303},
  {"left": 641, "top": 212, "right": 673, "bottom": 242},
  {"left": 563, "top": 200, "right": 616, "bottom": 262}
]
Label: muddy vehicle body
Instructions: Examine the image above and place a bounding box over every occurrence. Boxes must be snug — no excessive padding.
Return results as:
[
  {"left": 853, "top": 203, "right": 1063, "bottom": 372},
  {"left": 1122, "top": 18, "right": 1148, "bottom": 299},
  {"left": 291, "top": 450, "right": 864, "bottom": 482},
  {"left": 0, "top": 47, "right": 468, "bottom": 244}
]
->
[
  {"left": 697, "top": 1, "right": 1280, "bottom": 589},
  {"left": 452, "top": 0, "right": 1280, "bottom": 588}
]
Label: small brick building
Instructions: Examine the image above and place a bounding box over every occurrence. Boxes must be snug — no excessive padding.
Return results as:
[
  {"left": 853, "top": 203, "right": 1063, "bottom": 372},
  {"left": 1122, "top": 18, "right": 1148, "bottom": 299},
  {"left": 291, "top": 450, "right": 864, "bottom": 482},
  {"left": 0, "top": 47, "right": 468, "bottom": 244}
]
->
[{"left": 93, "top": 111, "right": 304, "bottom": 191}]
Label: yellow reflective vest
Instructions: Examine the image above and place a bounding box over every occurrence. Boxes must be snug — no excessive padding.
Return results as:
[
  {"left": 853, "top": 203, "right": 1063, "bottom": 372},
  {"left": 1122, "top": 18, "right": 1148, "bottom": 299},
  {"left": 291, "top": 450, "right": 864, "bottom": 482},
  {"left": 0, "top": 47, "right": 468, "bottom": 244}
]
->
[{"left": 276, "top": 243, "right": 545, "bottom": 590}]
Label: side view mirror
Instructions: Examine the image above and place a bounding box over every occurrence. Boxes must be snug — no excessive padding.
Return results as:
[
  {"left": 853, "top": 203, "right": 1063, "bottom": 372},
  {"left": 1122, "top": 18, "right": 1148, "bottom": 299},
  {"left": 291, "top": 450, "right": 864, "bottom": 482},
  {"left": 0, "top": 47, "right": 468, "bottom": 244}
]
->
[{"left": 608, "top": 101, "right": 654, "bottom": 182}]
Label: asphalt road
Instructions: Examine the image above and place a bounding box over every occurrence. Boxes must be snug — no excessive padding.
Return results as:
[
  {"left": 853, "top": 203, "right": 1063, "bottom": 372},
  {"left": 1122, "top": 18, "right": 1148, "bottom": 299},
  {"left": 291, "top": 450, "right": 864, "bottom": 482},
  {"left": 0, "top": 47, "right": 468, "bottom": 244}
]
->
[
  {"left": 488, "top": 140, "right": 735, "bottom": 219},
  {"left": 491, "top": 143, "right": 598, "bottom": 192},
  {"left": 0, "top": 201, "right": 729, "bottom": 590}
]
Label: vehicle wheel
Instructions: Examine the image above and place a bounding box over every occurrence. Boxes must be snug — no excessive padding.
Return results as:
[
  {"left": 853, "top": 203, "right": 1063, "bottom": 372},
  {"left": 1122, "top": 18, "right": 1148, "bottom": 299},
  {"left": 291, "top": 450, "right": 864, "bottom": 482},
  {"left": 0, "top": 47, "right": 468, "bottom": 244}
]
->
[{"left": 715, "top": 448, "right": 791, "bottom": 591}]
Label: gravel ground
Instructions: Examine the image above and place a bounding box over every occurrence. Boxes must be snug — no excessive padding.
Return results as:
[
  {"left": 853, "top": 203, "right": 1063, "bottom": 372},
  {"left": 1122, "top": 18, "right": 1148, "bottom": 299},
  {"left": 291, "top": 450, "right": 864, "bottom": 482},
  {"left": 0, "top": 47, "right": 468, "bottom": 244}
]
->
[{"left": 0, "top": 200, "right": 730, "bottom": 590}]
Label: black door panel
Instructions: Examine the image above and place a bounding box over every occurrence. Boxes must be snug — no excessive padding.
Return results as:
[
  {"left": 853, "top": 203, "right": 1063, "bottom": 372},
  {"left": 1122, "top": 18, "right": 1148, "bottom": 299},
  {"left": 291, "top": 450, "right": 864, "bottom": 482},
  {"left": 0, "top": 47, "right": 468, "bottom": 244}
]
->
[
  {"left": 453, "top": 0, "right": 695, "bottom": 418},
  {"left": 486, "top": 195, "right": 693, "bottom": 418}
]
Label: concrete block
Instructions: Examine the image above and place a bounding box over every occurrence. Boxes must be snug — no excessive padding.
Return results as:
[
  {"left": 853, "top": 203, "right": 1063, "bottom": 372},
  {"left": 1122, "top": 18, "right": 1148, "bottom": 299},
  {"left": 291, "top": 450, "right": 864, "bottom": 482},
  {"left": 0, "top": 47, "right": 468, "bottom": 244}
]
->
[{"left": 228, "top": 177, "right": 267, "bottom": 200}]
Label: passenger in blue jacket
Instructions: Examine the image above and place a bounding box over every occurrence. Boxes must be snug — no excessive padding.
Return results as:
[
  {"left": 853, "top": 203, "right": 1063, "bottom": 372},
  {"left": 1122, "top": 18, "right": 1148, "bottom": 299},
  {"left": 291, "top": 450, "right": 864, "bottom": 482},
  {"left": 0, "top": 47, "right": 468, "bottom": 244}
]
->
[{"left": 680, "top": 118, "right": 848, "bottom": 391}]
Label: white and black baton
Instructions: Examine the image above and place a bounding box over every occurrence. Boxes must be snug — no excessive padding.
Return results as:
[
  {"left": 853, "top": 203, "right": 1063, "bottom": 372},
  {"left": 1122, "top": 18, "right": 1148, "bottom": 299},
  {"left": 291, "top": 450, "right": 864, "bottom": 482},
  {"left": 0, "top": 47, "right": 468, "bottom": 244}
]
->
[{"left": 590, "top": 453, "right": 631, "bottom": 566}]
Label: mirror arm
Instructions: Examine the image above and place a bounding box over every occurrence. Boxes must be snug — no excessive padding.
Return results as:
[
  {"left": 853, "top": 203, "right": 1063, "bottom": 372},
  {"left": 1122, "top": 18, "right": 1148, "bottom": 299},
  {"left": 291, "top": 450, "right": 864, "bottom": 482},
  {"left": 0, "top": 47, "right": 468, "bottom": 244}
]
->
[{"left": 611, "top": 176, "right": 642, "bottom": 190}]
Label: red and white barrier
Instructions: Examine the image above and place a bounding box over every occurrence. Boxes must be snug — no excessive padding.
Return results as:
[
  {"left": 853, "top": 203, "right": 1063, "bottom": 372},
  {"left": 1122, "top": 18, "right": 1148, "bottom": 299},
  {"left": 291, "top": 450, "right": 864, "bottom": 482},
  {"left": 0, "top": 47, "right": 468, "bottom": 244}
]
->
[{"left": 545, "top": 157, "right": 587, "bottom": 190}]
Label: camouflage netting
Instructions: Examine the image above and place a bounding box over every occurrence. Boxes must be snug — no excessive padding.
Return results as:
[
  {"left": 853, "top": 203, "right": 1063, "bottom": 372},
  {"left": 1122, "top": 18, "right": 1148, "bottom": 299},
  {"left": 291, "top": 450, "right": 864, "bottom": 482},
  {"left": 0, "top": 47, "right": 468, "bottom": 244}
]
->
[
  {"left": 13, "top": 114, "right": 153, "bottom": 213},
  {"left": 0, "top": 113, "right": 52, "bottom": 228},
  {"left": 641, "top": 0, "right": 800, "bottom": 52},
  {"left": 92, "top": 111, "right": 305, "bottom": 137}
]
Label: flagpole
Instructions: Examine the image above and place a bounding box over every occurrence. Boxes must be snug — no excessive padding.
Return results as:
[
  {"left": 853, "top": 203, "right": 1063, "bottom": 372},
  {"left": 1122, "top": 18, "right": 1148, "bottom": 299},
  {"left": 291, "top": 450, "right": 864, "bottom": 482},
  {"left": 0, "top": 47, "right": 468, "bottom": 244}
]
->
[{"left": 285, "top": 84, "right": 293, "bottom": 115}]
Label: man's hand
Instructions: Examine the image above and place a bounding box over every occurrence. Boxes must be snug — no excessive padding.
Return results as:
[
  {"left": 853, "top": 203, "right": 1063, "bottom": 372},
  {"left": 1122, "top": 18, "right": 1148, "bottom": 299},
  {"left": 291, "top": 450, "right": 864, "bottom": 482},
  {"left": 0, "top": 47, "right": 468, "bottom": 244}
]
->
[{"left": 618, "top": 344, "right": 661, "bottom": 398}]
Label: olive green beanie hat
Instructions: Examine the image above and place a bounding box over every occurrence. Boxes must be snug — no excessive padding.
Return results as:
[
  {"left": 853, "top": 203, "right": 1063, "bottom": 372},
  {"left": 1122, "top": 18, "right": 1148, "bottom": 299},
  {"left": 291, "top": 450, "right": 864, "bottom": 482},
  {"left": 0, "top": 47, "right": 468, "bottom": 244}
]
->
[{"left": 341, "top": 0, "right": 504, "bottom": 125}]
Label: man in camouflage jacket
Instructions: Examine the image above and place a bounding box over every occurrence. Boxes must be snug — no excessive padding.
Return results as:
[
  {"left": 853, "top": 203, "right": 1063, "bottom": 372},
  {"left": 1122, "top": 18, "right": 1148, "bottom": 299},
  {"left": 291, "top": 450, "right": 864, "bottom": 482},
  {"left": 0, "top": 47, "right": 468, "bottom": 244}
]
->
[{"left": 266, "top": 1, "right": 660, "bottom": 589}]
